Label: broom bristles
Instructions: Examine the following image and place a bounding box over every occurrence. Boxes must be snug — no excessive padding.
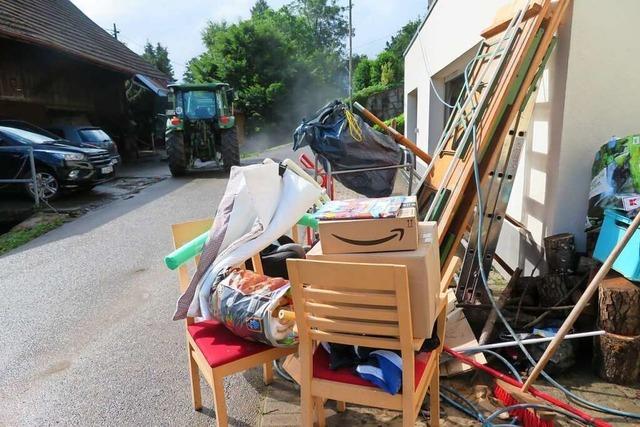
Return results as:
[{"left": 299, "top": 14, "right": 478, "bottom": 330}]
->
[{"left": 494, "top": 383, "right": 554, "bottom": 427}]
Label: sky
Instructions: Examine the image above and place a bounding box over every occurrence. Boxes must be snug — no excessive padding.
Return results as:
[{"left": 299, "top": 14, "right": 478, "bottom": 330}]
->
[{"left": 70, "top": 0, "right": 428, "bottom": 80}]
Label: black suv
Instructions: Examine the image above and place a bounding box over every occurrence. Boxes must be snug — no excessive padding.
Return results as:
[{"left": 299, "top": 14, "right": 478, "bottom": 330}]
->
[
  {"left": 47, "top": 124, "right": 121, "bottom": 168},
  {"left": 0, "top": 121, "right": 115, "bottom": 200}
]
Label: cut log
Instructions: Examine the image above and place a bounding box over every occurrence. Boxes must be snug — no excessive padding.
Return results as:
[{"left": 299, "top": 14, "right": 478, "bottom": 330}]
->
[
  {"left": 537, "top": 273, "right": 570, "bottom": 306},
  {"left": 594, "top": 332, "right": 640, "bottom": 385},
  {"left": 598, "top": 275, "right": 640, "bottom": 336}
]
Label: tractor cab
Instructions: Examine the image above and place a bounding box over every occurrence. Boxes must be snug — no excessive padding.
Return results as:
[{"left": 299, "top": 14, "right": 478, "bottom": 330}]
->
[{"left": 165, "top": 83, "right": 239, "bottom": 176}]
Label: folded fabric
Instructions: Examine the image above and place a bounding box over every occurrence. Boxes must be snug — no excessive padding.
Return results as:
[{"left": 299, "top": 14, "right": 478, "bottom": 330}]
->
[{"left": 319, "top": 326, "right": 440, "bottom": 395}]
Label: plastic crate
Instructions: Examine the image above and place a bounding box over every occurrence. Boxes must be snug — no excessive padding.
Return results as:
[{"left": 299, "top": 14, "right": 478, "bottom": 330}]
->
[{"left": 593, "top": 209, "right": 640, "bottom": 281}]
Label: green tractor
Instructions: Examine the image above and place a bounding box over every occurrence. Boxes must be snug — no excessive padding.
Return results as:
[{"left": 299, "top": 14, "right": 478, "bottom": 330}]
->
[{"left": 165, "top": 82, "right": 240, "bottom": 176}]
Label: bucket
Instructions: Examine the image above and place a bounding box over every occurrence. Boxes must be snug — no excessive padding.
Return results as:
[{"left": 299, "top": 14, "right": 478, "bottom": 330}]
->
[{"left": 593, "top": 209, "right": 640, "bottom": 281}]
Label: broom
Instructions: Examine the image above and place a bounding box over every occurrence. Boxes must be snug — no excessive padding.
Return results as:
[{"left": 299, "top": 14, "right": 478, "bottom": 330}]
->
[{"left": 444, "top": 346, "right": 611, "bottom": 427}]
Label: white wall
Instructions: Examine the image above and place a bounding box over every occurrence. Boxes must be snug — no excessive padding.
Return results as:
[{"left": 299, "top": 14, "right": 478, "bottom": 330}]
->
[
  {"left": 405, "top": 0, "right": 640, "bottom": 274},
  {"left": 550, "top": 0, "right": 640, "bottom": 250},
  {"left": 404, "top": 0, "right": 512, "bottom": 157}
]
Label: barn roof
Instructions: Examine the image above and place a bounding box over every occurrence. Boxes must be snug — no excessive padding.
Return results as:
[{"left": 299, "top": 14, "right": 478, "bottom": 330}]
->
[{"left": 0, "top": 0, "right": 169, "bottom": 84}]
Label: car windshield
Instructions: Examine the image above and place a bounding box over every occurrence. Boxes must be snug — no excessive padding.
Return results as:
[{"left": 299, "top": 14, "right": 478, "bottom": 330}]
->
[
  {"left": 79, "top": 128, "right": 110, "bottom": 143},
  {"left": 0, "top": 126, "right": 58, "bottom": 145},
  {"left": 182, "top": 91, "right": 216, "bottom": 119}
]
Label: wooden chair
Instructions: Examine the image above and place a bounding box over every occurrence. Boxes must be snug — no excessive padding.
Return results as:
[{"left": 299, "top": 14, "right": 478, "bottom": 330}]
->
[
  {"left": 287, "top": 258, "right": 445, "bottom": 427},
  {"left": 171, "top": 219, "right": 297, "bottom": 427}
]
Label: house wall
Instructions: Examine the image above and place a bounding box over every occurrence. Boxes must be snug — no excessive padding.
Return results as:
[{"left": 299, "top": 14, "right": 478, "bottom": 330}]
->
[
  {"left": 404, "top": 0, "right": 512, "bottom": 155},
  {"left": 405, "top": 0, "right": 640, "bottom": 274},
  {"left": 549, "top": 0, "right": 640, "bottom": 250}
]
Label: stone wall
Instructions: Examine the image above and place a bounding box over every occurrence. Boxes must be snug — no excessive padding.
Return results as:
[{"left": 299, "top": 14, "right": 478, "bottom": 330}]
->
[{"left": 360, "top": 85, "right": 403, "bottom": 120}]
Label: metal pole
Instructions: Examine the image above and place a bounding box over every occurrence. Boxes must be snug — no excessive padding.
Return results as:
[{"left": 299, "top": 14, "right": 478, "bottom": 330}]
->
[
  {"left": 28, "top": 147, "right": 39, "bottom": 208},
  {"left": 348, "top": 0, "right": 353, "bottom": 110},
  {"left": 454, "top": 330, "right": 605, "bottom": 352}
]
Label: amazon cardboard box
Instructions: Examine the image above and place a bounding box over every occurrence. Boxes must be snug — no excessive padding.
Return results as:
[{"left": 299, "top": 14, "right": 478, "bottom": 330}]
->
[
  {"left": 318, "top": 207, "right": 418, "bottom": 254},
  {"left": 307, "top": 221, "right": 442, "bottom": 339}
]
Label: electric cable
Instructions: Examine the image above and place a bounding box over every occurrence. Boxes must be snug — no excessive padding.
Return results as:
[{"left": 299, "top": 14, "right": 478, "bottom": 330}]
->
[
  {"left": 424, "top": 41, "right": 640, "bottom": 420},
  {"left": 461, "top": 348, "right": 522, "bottom": 382},
  {"left": 483, "top": 403, "right": 589, "bottom": 426},
  {"left": 416, "top": 32, "right": 455, "bottom": 109},
  {"left": 440, "top": 390, "right": 485, "bottom": 422},
  {"left": 469, "top": 118, "right": 640, "bottom": 420}
]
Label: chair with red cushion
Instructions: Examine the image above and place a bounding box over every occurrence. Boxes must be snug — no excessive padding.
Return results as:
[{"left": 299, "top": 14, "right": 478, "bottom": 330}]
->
[
  {"left": 172, "top": 219, "right": 296, "bottom": 427},
  {"left": 287, "top": 259, "right": 445, "bottom": 427}
]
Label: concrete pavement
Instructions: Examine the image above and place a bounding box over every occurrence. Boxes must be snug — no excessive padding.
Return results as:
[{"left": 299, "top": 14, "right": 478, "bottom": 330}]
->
[{"left": 0, "top": 160, "right": 265, "bottom": 425}]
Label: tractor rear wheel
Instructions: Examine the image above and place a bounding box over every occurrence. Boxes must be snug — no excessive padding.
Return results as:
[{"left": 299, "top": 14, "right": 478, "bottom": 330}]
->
[
  {"left": 166, "top": 132, "right": 189, "bottom": 176},
  {"left": 220, "top": 128, "right": 240, "bottom": 172}
]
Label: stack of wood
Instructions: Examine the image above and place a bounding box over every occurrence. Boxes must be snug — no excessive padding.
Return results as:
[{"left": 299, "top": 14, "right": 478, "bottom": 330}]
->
[{"left": 594, "top": 274, "right": 640, "bottom": 384}]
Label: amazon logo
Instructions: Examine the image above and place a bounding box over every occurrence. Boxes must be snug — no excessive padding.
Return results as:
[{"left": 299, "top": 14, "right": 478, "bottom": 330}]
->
[{"left": 331, "top": 228, "right": 405, "bottom": 246}]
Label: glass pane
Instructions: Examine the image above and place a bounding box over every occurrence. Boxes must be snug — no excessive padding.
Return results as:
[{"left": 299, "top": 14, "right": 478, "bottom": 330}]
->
[
  {"left": 79, "top": 129, "right": 110, "bottom": 142},
  {"left": 183, "top": 91, "right": 217, "bottom": 119}
]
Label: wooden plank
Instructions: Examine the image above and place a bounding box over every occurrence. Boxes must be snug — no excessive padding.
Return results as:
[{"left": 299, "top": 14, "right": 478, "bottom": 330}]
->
[
  {"left": 305, "top": 301, "right": 399, "bottom": 322},
  {"left": 440, "top": 255, "right": 461, "bottom": 293},
  {"left": 481, "top": 1, "right": 543, "bottom": 38},
  {"left": 312, "top": 379, "right": 403, "bottom": 411},
  {"left": 307, "top": 315, "right": 400, "bottom": 337},
  {"left": 440, "top": 0, "right": 568, "bottom": 274},
  {"left": 295, "top": 259, "right": 401, "bottom": 291},
  {"left": 303, "top": 287, "right": 397, "bottom": 306}
]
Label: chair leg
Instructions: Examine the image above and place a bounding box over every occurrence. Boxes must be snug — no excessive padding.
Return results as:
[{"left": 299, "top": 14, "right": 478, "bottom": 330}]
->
[
  {"left": 402, "top": 395, "right": 414, "bottom": 427},
  {"left": 336, "top": 400, "right": 346, "bottom": 412},
  {"left": 187, "top": 346, "right": 202, "bottom": 411},
  {"left": 301, "top": 392, "right": 314, "bottom": 427},
  {"left": 263, "top": 361, "right": 274, "bottom": 385},
  {"left": 212, "top": 376, "right": 229, "bottom": 427},
  {"left": 429, "top": 366, "right": 440, "bottom": 427},
  {"left": 314, "top": 397, "right": 326, "bottom": 427}
]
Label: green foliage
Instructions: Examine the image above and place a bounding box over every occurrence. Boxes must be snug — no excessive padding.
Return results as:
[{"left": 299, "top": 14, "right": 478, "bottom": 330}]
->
[
  {"left": 385, "top": 18, "right": 421, "bottom": 59},
  {"left": 185, "top": 0, "right": 347, "bottom": 133},
  {"left": 373, "top": 113, "right": 405, "bottom": 134},
  {"left": 350, "top": 82, "right": 402, "bottom": 106},
  {"left": 352, "top": 17, "right": 421, "bottom": 102},
  {"left": 0, "top": 217, "right": 64, "bottom": 256},
  {"left": 142, "top": 42, "right": 175, "bottom": 80},
  {"left": 353, "top": 58, "right": 372, "bottom": 92},
  {"left": 251, "top": 0, "right": 269, "bottom": 16}
]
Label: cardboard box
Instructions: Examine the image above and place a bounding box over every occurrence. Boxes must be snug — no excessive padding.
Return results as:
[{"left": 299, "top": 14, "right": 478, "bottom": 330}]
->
[
  {"left": 441, "top": 289, "right": 487, "bottom": 376},
  {"left": 307, "top": 222, "right": 442, "bottom": 339},
  {"left": 318, "top": 207, "right": 418, "bottom": 254}
]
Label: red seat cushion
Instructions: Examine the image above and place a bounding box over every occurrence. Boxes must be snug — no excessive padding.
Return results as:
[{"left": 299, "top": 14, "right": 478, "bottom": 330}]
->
[
  {"left": 188, "top": 320, "right": 273, "bottom": 368},
  {"left": 312, "top": 346, "right": 431, "bottom": 390}
]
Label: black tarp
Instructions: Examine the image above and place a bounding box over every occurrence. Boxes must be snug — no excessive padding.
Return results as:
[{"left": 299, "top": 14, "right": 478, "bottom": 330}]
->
[{"left": 293, "top": 100, "right": 402, "bottom": 198}]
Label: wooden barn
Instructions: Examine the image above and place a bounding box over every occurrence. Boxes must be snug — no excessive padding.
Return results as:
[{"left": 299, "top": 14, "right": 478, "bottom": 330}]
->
[{"left": 0, "top": 0, "right": 169, "bottom": 156}]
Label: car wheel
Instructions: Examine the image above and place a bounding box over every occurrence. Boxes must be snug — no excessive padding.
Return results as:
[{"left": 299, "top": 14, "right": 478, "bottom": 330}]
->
[{"left": 26, "top": 170, "right": 61, "bottom": 201}]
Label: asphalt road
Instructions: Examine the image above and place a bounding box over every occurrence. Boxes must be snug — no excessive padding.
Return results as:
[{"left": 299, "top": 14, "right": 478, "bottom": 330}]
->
[{"left": 0, "top": 150, "right": 293, "bottom": 426}]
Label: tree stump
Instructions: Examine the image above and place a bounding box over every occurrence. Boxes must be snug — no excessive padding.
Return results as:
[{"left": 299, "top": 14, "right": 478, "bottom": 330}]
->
[
  {"left": 598, "top": 275, "right": 640, "bottom": 336},
  {"left": 537, "top": 273, "right": 570, "bottom": 306},
  {"left": 594, "top": 332, "right": 640, "bottom": 385}
]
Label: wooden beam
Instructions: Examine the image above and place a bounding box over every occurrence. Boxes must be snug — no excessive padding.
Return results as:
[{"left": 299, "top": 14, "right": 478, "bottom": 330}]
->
[{"left": 482, "top": 1, "right": 543, "bottom": 39}]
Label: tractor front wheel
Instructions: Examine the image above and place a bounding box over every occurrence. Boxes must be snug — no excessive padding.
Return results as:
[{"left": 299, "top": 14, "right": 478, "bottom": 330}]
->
[
  {"left": 220, "top": 128, "right": 240, "bottom": 172},
  {"left": 166, "top": 132, "right": 189, "bottom": 177}
]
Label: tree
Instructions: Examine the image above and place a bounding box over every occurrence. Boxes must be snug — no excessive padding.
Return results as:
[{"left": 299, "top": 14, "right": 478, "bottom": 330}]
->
[
  {"left": 374, "top": 50, "right": 401, "bottom": 86},
  {"left": 185, "top": 0, "right": 348, "bottom": 133},
  {"left": 291, "top": 0, "right": 348, "bottom": 54},
  {"left": 142, "top": 42, "right": 175, "bottom": 80},
  {"left": 353, "top": 58, "right": 372, "bottom": 91},
  {"left": 385, "top": 18, "right": 421, "bottom": 59},
  {"left": 251, "top": 0, "right": 270, "bottom": 17}
]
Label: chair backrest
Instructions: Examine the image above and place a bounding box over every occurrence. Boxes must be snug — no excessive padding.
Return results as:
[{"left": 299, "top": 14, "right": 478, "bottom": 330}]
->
[
  {"left": 171, "top": 218, "right": 214, "bottom": 293},
  {"left": 171, "top": 220, "right": 301, "bottom": 323},
  {"left": 287, "top": 258, "right": 414, "bottom": 355}
]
